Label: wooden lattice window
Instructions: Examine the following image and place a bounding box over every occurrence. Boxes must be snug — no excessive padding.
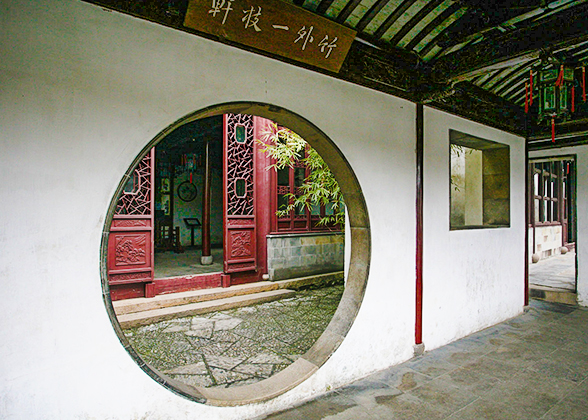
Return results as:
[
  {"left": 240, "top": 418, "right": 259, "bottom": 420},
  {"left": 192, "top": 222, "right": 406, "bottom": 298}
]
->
[
  {"left": 274, "top": 150, "right": 339, "bottom": 233},
  {"left": 532, "top": 161, "right": 562, "bottom": 224}
]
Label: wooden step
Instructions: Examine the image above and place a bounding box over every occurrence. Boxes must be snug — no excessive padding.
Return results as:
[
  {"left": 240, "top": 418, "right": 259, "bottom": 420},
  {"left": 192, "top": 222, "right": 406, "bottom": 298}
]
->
[{"left": 117, "top": 289, "right": 296, "bottom": 329}]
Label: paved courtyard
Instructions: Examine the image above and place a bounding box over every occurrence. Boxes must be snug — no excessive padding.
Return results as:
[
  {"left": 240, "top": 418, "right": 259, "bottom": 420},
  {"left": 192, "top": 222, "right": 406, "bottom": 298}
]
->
[
  {"left": 529, "top": 251, "right": 576, "bottom": 291},
  {"left": 123, "top": 284, "right": 343, "bottom": 388}
]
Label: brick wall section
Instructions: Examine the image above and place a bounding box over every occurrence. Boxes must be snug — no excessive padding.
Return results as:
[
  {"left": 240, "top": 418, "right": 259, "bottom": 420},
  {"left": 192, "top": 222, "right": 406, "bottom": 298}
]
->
[{"left": 267, "top": 232, "right": 345, "bottom": 281}]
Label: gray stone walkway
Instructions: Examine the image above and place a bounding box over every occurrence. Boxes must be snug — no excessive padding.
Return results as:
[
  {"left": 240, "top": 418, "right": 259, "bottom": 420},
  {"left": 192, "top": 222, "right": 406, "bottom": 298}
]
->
[
  {"left": 529, "top": 251, "right": 576, "bottom": 291},
  {"left": 123, "top": 284, "right": 343, "bottom": 388},
  {"left": 260, "top": 299, "right": 588, "bottom": 420}
]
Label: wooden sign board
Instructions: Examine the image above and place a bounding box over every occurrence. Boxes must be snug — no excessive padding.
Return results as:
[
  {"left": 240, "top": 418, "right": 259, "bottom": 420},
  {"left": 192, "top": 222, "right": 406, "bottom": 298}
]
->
[{"left": 184, "top": 0, "right": 356, "bottom": 73}]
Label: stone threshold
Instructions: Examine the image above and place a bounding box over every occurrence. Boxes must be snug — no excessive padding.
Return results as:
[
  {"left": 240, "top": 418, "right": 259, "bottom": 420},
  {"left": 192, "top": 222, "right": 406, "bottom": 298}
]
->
[
  {"left": 113, "top": 271, "right": 344, "bottom": 328},
  {"left": 529, "top": 284, "right": 577, "bottom": 306}
]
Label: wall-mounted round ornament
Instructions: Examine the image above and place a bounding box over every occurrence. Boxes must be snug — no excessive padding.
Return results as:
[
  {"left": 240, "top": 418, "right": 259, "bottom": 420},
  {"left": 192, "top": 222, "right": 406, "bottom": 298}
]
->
[{"left": 177, "top": 181, "right": 197, "bottom": 202}]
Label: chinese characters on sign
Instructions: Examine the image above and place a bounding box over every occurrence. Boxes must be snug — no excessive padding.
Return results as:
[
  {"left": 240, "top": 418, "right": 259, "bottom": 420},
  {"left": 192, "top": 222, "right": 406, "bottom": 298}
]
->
[{"left": 184, "top": 0, "right": 356, "bottom": 72}]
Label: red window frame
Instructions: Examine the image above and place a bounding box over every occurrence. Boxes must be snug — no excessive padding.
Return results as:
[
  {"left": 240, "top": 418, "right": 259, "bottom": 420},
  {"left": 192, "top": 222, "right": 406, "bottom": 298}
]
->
[{"left": 270, "top": 149, "right": 341, "bottom": 234}]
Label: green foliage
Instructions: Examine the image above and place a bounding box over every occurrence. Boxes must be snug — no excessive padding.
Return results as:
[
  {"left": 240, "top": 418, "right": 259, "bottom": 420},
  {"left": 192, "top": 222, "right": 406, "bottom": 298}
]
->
[{"left": 257, "top": 123, "right": 345, "bottom": 228}]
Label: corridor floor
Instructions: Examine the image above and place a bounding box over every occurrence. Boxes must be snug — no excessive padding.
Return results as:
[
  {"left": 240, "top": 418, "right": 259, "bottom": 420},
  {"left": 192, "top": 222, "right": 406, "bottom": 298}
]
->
[
  {"left": 529, "top": 251, "right": 576, "bottom": 291},
  {"left": 260, "top": 299, "right": 588, "bottom": 420}
]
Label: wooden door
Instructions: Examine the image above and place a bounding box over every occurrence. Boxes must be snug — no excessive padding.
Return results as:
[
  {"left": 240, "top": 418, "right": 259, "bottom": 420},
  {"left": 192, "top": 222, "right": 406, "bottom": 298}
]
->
[
  {"left": 107, "top": 149, "right": 155, "bottom": 300},
  {"left": 223, "top": 114, "right": 258, "bottom": 284}
]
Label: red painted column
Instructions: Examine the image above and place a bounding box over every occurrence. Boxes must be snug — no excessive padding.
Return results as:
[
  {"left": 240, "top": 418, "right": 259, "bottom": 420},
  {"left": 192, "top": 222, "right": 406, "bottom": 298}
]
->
[
  {"left": 524, "top": 133, "right": 530, "bottom": 306},
  {"left": 201, "top": 138, "right": 212, "bottom": 265},
  {"left": 254, "top": 116, "right": 273, "bottom": 281},
  {"left": 415, "top": 103, "right": 424, "bottom": 345}
]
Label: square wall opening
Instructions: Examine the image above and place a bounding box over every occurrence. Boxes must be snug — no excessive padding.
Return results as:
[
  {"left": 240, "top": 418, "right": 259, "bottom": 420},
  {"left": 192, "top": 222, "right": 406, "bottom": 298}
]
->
[{"left": 450, "top": 130, "right": 510, "bottom": 230}]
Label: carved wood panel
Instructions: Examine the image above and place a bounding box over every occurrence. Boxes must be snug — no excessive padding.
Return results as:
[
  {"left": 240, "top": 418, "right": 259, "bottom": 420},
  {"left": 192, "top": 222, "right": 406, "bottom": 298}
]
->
[
  {"left": 223, "top": 114, "right": 257, "bottom": 277},
  {"left": 108, "top": 149, "right": 155, "bottom": 299}
]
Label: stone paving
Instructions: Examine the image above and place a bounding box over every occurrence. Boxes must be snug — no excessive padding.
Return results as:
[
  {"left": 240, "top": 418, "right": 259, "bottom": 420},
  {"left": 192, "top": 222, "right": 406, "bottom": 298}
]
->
[
  {"left": 123, "top": 284, "right": 343, "bottom": 388},
  {"left": 259, "top": 299, "right": 588, "bottom": 420},
  {"left": 529, "top": 251, "right": 576, "bottom": 291}
]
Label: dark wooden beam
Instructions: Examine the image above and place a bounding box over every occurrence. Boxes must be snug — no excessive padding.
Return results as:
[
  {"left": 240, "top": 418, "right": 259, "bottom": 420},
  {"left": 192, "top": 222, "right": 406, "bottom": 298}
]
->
[
  {"left": 426, "top": 81, "right": 528, "bottom": 134},
  {"left": 434, "top": 4, "right": 588, "bottom": 83}
]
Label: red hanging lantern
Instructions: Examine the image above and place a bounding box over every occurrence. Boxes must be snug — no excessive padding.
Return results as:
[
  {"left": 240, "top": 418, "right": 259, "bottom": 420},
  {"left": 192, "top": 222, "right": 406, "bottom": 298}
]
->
[
  {"left": 538, "top": 60, "right": 574, "bottom": 125},
  {"left": 529, "top": 69, "right": 534, "bottom": 106},
  {"left": 583, "top": 66, "right": 586, "bottom": 102},
  {"left": 525, "top": 82, "right": 529, "bottom": 113}
]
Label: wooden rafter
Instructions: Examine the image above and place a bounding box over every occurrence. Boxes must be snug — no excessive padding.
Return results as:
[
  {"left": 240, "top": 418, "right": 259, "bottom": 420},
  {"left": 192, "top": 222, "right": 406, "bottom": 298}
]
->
[
  {"left": 434, "top": 4, "right": 588, "bottom": 82},
  {"left": 373, "top": 0, "right": 419, "bottom": 39}
]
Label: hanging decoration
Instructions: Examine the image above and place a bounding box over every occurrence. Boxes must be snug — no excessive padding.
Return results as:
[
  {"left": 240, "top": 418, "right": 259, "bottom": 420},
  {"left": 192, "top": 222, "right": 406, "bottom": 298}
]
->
[
  {"left": 583, "top": 66, "right": 586, "bottom": 102},
  {"left": 536, "top": 59, "right": 576, "bottom": 143},
  {"left": 529, "top": 69, "right": 533, "bottom": 106},
  {"left": 525, "top": 82, "right": 530, "bottom": 114},
  {"left": 178, "top": 152, "right": 201, "bottom": 183}
]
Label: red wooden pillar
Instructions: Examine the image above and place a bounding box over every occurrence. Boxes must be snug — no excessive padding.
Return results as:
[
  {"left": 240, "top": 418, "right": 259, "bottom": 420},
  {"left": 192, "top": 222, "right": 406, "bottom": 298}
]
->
[
  {"left": 201, "top": 138, "right": 212, "bottom": 265},
  {"left": 254, "top": 116, "right": 273, "bottom": 280}
]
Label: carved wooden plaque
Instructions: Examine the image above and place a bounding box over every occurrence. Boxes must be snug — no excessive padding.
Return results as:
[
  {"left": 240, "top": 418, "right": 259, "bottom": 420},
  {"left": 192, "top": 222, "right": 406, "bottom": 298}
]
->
[{"left": 184, "top": 0, "right": 356, "bottom": 73}]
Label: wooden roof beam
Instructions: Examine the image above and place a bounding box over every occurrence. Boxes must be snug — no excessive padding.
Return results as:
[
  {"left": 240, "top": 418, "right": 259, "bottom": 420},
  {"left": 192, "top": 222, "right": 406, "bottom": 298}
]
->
[{"left": 434, "top": 4, "right": 588, "bottom": 83}]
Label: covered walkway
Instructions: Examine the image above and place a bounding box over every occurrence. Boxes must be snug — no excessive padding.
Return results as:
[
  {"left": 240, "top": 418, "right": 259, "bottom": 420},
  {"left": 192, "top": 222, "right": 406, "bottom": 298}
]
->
[{"left": 261, "top": 299, "right": 588, "bottom": 420}]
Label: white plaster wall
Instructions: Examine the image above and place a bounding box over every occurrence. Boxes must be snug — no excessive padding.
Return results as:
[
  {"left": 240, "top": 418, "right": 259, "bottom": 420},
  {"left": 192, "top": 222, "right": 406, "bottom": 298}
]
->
[
  {"left": 530, "top": 146, "right": 588, "bottom": 306},
  {"left": 423, "top": 108, "right": 526, "bottom": 350},
  {"left": 0, "top": 1, "right": 417, "bottom": 418}
]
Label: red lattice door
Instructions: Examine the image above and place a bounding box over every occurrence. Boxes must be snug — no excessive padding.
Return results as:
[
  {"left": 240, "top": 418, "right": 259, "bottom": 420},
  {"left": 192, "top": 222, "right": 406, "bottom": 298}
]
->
[
  {"left": 107, "top": 149, "right": 155, "bottom": 300},
  {"left": 223, "top": 114, "right": 258, "bottom": 284}
]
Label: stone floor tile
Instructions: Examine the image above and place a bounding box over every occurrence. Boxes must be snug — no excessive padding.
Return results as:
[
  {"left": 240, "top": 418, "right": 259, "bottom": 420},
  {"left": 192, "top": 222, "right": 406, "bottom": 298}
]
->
[
  {"left": 264, "top": 392, "right": 361, "bottom": 420},
  {"left": 519, "top": 327, "right": 574, "bottom": 348},
  {"left": 404, "top": 354, "right": 461, "bottom": 378},
  {"left": 461, "top": 355, "right": 525, "bottom": 381},
  {"left": 527, "top": 354, "right": 588, "bottom": 383},
  {"left": 483, "top": 339, "right": 557, "bottom": 368},
  {"left": 436, "top": 366, "right": 501, "bottom": 397},
  {"left": 477, "top": 370, "right": 577, "bottom": 417},
  {"left": 208, "top": 367, "right": 254, "bottom": 386},
  {"left": 540, "top": 399, "right": 588, "bottom": 420},
  {"left": 231, "top": 362, "right": 274, "bottom": 377},
  {"left": 448, "top": 398, "right": 536, "bottom": 420},
  {"left": 245, "top": 352, "right": 292, "bottom": 364},
  {"left": 373, "top": 392, "right": 447, "bottom": 420},
  {"left": 334, "top": 378, "right": 401, "bottom": 410},
  {"left": 164, "top": 361, "right": 207, "bottom": 375},
  {"left": 407, "top": 377, "right": 478, "bottom": 417},
  {"left": 204, "top": 354, "right": 245, "bottom": 370},
  {"left": 369, "top": 367, "right": 432, "bottom": 392}
]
